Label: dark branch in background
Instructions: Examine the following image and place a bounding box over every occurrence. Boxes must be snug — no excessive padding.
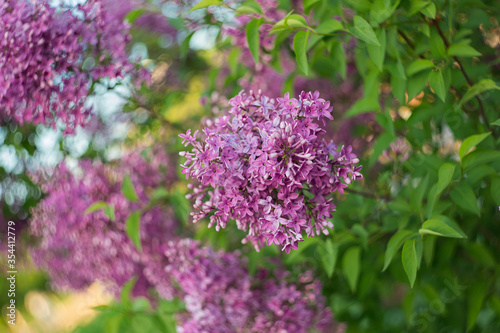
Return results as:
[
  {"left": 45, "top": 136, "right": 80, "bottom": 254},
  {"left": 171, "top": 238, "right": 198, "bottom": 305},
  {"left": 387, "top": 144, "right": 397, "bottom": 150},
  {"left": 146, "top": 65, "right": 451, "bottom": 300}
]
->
[
  {"left": 397, "top": 30, "right": 426, "bottom": 59},
  {"left": 431, "top": 18, "right": 496, "bottom": 138}
]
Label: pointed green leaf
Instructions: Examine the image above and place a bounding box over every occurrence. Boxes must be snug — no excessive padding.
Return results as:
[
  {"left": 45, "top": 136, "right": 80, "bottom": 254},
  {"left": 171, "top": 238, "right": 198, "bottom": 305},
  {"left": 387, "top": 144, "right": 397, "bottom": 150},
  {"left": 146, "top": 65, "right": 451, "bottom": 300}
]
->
[
  {"left": 429, "top": 69, "right": 446, "bottom": 102},
  {"left": 383, "top": 229, "right": 414, "bottom": 271},
  {"left": 351, "top": 15, "right": 380, "bottom": 46},
  {"left": 121, "top": 276, "right": 138, "bottom": 308},
  {"left": 122, "top": 174, "right": 139, "bottom": 202},
  {"left": 104, "top": 205, "right": 115, "bottom": 221},
  {"left": 369, "top": 131, "right": 395, "bottom": 166},
  {"left": 421, "top": 2, "right": 436, "bottom": 18},
  {"left": 430, "top": 29, "right": 447, "bottom": 58},
  {"left": 345, "top": 98, "right": 380, "bottom": 117},
  {"left": 448, "top": 43, "right": 481, "bottom": 57},
  {"left": 246, "top": 18, "right": 261, "bottom": 64},
  {"left": 235, "top": 0, "right": 263, "bottom": 15},
  {"left": 402, "top": 239, "right": 418, "bottom": 287},
  {"left": 406, "top": 59, "right": 434, "bottom": 77},
  {"left": 126, "top": 211, "right": 142, "bottom": 252},
  {"left": 462, "top": 149, "right": 500, "bottom": 171},
  {"left": 320, "top": 239, "right": 338, "bottom": 278},
  {"left": 491, "top": 178, "right": 500, "bottom": 206},
  {"left": 419, "top": 219, "right": 466, "bottom": 238},
  {"left": 466, "top": 283, "right": 488, "bottom": 331},
  {"left": 367, "top": 29, "right": 386, "bottom": 71},
  {"left": 408, "top": 69, "right": 431, "bottom": 101},
  {"left": 125, "top": 9, "right": 145, "bottom": 24},
  {"left": 189, "top": 0, "right": 221, "bottom": 12},
  {"left": 459, "top": 132, "right": 491, "bottom": 160},
  {"left": 437, "top": 163, "right": 455, "bottom": 195},
  {"left": 492, "top": 119, "right": 500, "bottom": 126},
  {"left": 450, "top": 182, "right": 480, "bottom": 216},
  {"left": 85, "top": 201, "right": 108, "bottom": 214},
  {"left": 293, "top": 30, "right": 309, "bottom": 75},
  {"left": 342, "top": 246, "right": 361, "bottom": 292}
]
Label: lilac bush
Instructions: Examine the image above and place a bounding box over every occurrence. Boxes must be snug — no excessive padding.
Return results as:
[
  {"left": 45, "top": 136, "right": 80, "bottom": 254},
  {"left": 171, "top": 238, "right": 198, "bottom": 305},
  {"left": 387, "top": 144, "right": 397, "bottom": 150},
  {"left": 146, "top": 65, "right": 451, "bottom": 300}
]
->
[
  {"left": 146, "top": 238, "right": 342, "bottom": 333},
  {"left": 29, "top": 147, "right": 177, "bottom": 296},
  {"left": 180, "top": 90, "right": 363, "bottom": 252},
  {"left": 0, "top": 0, "right": 143, "bottom": 134}
]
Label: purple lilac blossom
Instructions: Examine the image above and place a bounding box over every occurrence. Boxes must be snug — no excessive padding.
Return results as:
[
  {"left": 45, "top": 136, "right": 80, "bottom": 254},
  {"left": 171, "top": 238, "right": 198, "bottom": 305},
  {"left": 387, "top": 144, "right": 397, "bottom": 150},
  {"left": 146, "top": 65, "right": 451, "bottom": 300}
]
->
[
  {"left": 29, "top": 147, "right": 178, "bottom": 297},
  {"left": 146, "top": 238, "right": 342, "bottom": 332},
  {"left": 0, "top": 0, "right": 144, "bottom": 134},
  {"left": 179, "top": 90, "right": 363, "bottom": 252}
]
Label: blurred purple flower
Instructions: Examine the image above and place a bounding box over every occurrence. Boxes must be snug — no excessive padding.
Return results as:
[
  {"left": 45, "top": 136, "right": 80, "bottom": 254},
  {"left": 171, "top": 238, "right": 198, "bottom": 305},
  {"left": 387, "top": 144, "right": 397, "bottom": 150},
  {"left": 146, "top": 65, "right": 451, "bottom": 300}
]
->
[{"left": 29, "top": 146, "right": 178, "bottom": 297}]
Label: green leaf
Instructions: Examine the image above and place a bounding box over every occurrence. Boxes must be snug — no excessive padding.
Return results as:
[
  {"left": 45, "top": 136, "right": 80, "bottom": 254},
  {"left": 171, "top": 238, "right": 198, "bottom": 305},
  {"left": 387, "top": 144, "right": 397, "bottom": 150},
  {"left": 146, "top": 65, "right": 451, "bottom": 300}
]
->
[
  {"left": 458, "top": 79, "right": 500, "bottom": 108},
  {"left": 285, "top": 14, "right": 309, "bottom": 29},
  {"left": 450, "top": 182, "right": 480, "bottom": 216},
  {"left": 370, "top": 0, "right": 400, "bottom": 26},
  {"left": 436, "top": 163, "right": 456, "bottom": 195},
  {"left": 491, "top": 178, "right": 500, "bottom": 206},
  {"left": 407, "top": 69, "right": 431, "bottom": 101},
  {"left": 345, "top": 98, "right": 380, "bottom": 117},
  {"left": 429, "top": 28, "right": 447, "bottom": 58},
  {"left": 402, "top": 239, "right": 418, "bottom": 287},
  {"left": 369, "top": 131, "right": 395, "bottom": 166},
  {"left": 492, "top": 119, "right": 500, "bottom": 126},
  {"left": 459, "top": 132, "right": 491, "bottom": 160},
  {"left": 320, "top": 239, "right": 338, "bottom": 278},
  {"left": 409, "top": 0, "right": 429, "bottom": 15},
  {"left": 420, "top": 2, "right": 436, "bottom": 18},
  {"left": 121, "top": 276, "right": 138, "bottom": 308},
  {"left": 350, "top": 15, "right": 380, "bottom": 46},
  {"left": 423, "top": 235, "right": 437, "bottom": 266},
  {"left": 85, "top": 201, "right": 108, "bottom": 214},
  {"left": 122, "top": 174, "right": 139, "bottom": 202},
  {"left": 125, "top": 9, "right": 145, "bottom": 24},
  {"left": 330, "top": 42, "right": 346, "bottom": 79},
  {"left": 307, "top": 20, "right": 343, "bottom": 52},
  {"left": 272, "top": 13, "right": 309, "bottom": 33},
  {"left": 246, "top": 18, "right": 261, "bottom": 64},
  {"left": 428, "top": 69, "right": 446, "bottom": 102},
  {"left": 180, "top": 32, "right": 194, "bottom": 59},
  {"left": 189, "top": 0, "right": 221, "bottom": 12},
  {"left": 367, "top": 29, "right": 386, "bottom": 71},
  {"left": 342, "top": 246, "right": 361, "bottom": 292},
  {"left": 448, "top": 42, "right": 481, "bottom": 57},
  {"left": 293, "top": 31, "right": 309, "bottom": 75},
  {"left": 315, "top": 19, "right": 344, "bottom": 33},
  {"left": 304, "top": 0, "right": 320, "bottom": 13},
  {"left": 235, "top": 0, "right": 263, "bottom": 15},
  {"left": 391, "top": 74, "right": 406, "bottom": 104},
  {"left": 406, "top": 59, "right": 434, "bottom": 77},
  {"left": 383, "top": 229, "right": 414, "bottom": 271},
  {"left": 126, "top": 211, "right": 142, "bottom": 252},
  {"left": 462, "top": 149, "right": 500, "bottom": 171},
  {"left": 419, "top": 219, "right": 466, "bottom": 238},
  {"left": 466, "top": 283, "right": 488, "bottom": 331},
  {"left": 410, "top": 174, "right": 429, "bottom": 215},
  {"left": 104, "top": 205, "right": 115, "bottom": 222}
]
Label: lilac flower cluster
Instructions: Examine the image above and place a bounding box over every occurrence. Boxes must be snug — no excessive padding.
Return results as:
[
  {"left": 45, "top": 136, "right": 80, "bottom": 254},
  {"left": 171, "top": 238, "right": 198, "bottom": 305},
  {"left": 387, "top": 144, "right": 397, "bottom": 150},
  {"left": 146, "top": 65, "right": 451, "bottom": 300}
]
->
[
  {"left": 0, "top": 0, "right": 143, "bottom": 134},
  {"left": 180, "top": 90, "right": 363, "bottom": 252},
  {"left": 147, "top": 238, "right": 341, "bottom": 332},
  {"left": 29, "top": 147, "right": 178, "bottom": 296}
]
